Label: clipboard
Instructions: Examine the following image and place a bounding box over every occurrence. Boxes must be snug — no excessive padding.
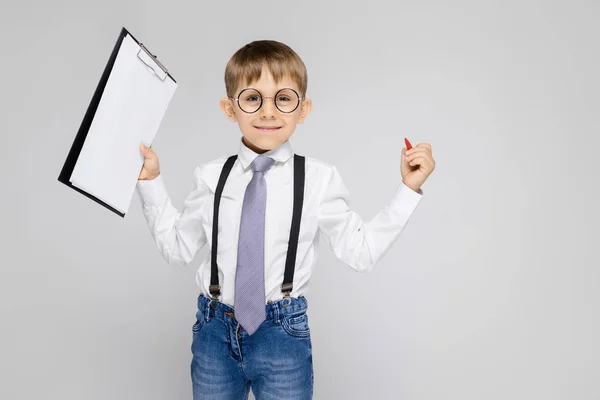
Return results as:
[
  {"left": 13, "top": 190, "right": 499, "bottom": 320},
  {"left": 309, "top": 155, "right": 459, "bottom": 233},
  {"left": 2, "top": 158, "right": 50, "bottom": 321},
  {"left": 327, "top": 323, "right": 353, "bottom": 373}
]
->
[{"left": 58, "top": 27, "right": 177, "bottom": 218}]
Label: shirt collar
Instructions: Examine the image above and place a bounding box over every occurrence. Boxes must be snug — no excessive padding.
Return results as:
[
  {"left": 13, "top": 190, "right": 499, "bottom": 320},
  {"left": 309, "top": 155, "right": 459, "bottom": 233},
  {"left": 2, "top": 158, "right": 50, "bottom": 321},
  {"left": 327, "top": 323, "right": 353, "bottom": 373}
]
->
[{"left": 237, "top": 137, "right": 294, "bottom": 170}]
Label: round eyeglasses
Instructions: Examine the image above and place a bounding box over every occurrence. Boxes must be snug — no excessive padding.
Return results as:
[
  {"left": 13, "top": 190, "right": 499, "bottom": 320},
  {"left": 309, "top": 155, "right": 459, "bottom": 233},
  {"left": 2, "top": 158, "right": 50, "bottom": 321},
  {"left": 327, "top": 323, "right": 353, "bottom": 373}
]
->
[{"left": 231, "top": 88, "right": 303, "bottom": 114}]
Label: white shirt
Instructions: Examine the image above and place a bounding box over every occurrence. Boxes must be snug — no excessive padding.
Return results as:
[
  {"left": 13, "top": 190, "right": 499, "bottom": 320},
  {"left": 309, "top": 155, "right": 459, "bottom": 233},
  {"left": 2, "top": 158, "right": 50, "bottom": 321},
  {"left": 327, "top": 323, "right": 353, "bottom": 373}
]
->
[{"left": 136, "top": 138, "right": 424, "bottom": 307}]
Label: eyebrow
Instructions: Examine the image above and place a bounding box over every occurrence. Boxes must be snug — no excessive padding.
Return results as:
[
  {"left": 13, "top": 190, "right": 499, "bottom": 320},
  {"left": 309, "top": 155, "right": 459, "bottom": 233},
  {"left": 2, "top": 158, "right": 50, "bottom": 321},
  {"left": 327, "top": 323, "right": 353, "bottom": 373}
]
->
[{"left": 240, "top": 86, "right": 298, "bottom": 92}]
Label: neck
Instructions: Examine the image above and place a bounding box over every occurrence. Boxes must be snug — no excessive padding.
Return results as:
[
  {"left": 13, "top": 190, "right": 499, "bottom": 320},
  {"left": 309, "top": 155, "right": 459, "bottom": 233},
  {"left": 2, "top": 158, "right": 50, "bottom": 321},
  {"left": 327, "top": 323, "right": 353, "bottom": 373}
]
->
[{"left": 243, "top": 137, "right": 270, "bottom": 154}]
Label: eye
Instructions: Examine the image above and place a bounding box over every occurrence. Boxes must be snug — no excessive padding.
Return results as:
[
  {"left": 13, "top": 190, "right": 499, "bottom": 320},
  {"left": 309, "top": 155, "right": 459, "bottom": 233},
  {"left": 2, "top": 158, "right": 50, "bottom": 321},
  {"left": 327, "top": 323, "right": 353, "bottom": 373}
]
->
[
  {"left": 277, "top": 96, "right": 291, "bottom": 102},
  {"left": 245, "top": 96, "right": 260, "bottom": 102}
]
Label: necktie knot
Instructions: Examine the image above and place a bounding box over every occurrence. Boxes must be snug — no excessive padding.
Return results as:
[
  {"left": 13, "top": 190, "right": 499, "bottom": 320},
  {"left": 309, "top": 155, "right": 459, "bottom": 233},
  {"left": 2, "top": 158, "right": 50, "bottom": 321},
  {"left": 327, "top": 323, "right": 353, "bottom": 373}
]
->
[{"left": 251, "top": 155, "right": 275, "bottom": 174}]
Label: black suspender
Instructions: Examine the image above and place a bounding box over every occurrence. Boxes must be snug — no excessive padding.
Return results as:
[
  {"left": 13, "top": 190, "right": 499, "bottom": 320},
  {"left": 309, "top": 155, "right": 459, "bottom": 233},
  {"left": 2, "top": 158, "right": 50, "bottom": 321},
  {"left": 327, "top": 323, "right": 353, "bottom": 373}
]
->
[
  {"left": 209, "top": 155, "right": 237, "bottom": 299},
  {"left": 282, "top": 153, "right": 305, "bottom": 296},
  {"left": 209, "top": 154, "right": 305, "bottom": 301}
]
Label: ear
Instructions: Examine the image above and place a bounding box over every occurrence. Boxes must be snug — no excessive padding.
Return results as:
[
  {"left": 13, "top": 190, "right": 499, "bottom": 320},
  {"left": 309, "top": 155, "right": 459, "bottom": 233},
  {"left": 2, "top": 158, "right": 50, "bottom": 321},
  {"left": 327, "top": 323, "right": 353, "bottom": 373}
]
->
[
  {"left": 297, "top": 98, "right": 312, "bottom": 124},
  {"left": 220, "top": 98, "right": 237, "bottom": 122}
]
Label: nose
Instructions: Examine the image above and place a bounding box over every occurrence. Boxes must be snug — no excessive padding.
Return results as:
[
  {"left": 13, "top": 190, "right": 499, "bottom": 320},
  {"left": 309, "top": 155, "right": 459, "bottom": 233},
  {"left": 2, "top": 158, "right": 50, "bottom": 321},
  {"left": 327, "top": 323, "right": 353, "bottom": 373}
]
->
[{"left": 259, "top": 98, "right": 276, "bottom": 119}]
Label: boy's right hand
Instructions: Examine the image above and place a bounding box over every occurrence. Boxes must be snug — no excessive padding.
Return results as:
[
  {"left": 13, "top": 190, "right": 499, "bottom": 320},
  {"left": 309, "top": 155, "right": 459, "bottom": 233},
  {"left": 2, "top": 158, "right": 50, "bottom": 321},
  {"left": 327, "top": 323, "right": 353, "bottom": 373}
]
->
[{"left": 139, "top": 143, "right": 160, "bottom": 180}]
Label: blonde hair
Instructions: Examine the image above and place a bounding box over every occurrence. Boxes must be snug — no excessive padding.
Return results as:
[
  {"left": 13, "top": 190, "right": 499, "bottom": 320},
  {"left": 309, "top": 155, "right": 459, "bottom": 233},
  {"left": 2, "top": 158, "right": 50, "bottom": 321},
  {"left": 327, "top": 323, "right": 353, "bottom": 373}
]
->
[{"left": 224, "top": 40, "right": 308, "bottom": 98}]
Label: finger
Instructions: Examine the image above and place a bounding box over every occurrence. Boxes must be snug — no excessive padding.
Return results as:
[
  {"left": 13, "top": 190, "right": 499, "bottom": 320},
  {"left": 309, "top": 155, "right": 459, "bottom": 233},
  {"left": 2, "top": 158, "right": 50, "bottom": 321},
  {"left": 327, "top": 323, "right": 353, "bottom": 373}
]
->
[
  {"left": 411, "top": 157, "right": 434, "bottom": 171},
  {"left": 409, "top": 156, "right": 427, "bottom": 167},
  {"left": 405, "top": 146, "right": 427, "bottom": 155},
  {"left": 415, "top": 143, "right": 432, "bottom": 153},
  {"left": 406, "top": 149, "right": 428, "bottom": 161},
  {"left": 410, "top": 154, "right": 435, "bottom": 168},
  {"left": 409, "top": 143, "right": 431, "bottom": 153}
]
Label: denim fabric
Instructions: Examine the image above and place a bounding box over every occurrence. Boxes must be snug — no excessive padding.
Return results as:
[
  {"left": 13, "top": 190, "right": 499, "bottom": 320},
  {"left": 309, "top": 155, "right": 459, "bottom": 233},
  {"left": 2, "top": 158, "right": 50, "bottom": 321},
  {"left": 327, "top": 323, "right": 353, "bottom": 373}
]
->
[{"left": 191, "top": 295, "right": 313, "bottom": 399}]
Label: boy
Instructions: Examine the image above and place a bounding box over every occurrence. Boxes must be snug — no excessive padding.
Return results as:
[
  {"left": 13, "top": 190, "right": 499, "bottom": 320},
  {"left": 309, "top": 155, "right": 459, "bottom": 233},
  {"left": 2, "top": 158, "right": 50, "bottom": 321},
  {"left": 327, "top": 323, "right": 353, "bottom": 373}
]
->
[{"left": 137, "top": 40, "right": 435, "bottom": 399}]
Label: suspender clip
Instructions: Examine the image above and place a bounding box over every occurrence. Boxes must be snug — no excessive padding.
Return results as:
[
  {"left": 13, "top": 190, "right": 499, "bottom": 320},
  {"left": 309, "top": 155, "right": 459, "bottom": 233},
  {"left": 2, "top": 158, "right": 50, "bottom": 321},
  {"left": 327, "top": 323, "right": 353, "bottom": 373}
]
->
[
  {"left": 209, "top": 284, "right": 221, "bottom": 300},
  {"left": 281, "top": 283, "right": 293, "bottom": 298}
]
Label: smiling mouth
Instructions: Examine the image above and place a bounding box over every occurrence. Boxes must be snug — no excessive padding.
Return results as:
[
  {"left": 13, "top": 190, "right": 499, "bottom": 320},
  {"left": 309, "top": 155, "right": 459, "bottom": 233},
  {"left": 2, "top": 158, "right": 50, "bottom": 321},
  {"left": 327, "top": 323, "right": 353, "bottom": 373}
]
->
[{"left": 254, "top": 126, "right": 282, "bottom": 131}]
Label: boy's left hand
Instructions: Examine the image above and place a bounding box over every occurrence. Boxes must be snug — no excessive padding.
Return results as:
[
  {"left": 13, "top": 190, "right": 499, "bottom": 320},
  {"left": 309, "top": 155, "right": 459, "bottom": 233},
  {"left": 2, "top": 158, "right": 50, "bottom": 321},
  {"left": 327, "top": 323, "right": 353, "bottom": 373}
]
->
[{"left": 401, "top": 143, "right": 435, "bottom": 193}]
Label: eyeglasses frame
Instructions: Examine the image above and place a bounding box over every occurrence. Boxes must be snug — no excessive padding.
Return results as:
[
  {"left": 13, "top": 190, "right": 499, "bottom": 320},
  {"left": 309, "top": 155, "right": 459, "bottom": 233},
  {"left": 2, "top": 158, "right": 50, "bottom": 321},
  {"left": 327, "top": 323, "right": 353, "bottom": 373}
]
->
[{"left": 230, "top": 87, "right": 304, "bottom": 114}]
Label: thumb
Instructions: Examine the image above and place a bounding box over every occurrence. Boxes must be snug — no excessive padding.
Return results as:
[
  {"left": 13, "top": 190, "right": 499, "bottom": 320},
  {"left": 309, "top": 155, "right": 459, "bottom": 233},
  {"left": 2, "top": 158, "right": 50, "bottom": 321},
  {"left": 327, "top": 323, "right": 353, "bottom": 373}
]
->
[{"left": 139, "top": 143, "right": 151, "bottom": 155}]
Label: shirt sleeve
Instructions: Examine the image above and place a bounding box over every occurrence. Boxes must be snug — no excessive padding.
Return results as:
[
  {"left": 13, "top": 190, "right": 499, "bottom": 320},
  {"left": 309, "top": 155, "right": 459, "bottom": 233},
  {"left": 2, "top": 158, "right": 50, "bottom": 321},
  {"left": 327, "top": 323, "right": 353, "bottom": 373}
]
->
[
  {"left": 317, "top": 165, "right": 423, "bottom": 272},
  {"left": 136, "top": 167, "right": 210, "bottom": 266}
]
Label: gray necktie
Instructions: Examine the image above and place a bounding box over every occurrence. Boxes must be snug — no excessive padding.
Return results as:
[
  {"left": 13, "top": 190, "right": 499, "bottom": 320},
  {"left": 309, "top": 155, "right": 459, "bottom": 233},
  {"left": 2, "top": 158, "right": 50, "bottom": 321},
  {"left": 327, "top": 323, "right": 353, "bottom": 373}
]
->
[{"left": 234, "top": 154, "right": 276, "bottom": 335}]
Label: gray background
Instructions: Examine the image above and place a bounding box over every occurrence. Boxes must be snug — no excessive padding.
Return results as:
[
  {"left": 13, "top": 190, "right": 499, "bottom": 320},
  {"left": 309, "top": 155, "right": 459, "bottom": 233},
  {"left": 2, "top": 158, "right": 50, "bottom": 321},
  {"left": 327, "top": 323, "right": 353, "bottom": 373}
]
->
[{"left": 1, "top": 0, "right": 598, "bottom": 399}]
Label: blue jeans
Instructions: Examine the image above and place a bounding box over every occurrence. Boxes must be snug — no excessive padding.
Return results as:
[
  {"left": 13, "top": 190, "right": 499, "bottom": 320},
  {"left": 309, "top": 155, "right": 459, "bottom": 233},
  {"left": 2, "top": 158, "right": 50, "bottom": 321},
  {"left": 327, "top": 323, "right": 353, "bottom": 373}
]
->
[{"left": 191, "top": 294, "right": 314, "bottom": 399}]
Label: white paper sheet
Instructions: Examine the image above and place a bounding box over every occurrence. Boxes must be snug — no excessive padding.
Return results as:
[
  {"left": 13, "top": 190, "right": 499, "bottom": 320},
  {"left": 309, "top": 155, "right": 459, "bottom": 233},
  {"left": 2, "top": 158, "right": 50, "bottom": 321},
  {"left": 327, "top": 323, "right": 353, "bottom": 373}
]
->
[{"left": 70, "top": 34, "right": 177, "bottom": 214}]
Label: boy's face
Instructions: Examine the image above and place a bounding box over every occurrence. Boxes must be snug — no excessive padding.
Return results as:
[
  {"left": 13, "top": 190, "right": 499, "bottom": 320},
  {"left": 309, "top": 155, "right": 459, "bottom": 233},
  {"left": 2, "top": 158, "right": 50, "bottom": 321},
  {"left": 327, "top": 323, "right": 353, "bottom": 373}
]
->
[{"left": 220, "top": 67, "right": 312, "bottom": 154}]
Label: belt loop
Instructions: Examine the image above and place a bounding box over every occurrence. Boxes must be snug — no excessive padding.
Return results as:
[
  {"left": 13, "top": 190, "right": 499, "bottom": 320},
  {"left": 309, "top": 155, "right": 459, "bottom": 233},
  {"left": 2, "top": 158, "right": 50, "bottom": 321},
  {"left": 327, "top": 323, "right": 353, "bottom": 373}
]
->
[
  {"left": 273, "top": 302, "right": 280, "bottom": 325},
  {"left": 205, "top": 297, "right": 211, "bottom": 322}
]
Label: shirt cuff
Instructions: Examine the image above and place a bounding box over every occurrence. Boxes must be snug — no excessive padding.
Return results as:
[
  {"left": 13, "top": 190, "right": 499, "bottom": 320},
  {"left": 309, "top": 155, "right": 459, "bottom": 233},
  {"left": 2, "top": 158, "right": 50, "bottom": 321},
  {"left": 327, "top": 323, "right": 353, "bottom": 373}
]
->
[
  {"left": 403, "top": 183, "right": 423, "bottom": 196},
  {"left": 389, "top": 182, "right": 424, "bottom": 217},
  {"left": 136, "top": 174, "right": 169, "bottom": 208}
]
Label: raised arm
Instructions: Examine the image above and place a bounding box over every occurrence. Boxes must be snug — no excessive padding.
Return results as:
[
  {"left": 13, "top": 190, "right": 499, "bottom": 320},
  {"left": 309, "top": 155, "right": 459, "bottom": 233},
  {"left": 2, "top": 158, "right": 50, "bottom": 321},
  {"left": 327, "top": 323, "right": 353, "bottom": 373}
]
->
[
  {"left": 317, "top": 165, "right": 423, "bottom": 272},
  {"left": 137, "top": 144, "right": 210, "bottom": 265}
]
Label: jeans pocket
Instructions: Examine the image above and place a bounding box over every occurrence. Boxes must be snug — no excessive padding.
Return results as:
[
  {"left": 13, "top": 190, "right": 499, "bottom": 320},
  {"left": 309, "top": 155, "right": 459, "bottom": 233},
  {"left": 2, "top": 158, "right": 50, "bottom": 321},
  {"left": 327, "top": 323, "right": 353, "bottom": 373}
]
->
[
  {"left": 192, "top": 319, "right": 204, "bottom": 334},
  {"left": 282, "top": 312, "right": 311, "bottom": 338},
  {"left": 192, "top": 308, "right": 206, "bottom": 334}
]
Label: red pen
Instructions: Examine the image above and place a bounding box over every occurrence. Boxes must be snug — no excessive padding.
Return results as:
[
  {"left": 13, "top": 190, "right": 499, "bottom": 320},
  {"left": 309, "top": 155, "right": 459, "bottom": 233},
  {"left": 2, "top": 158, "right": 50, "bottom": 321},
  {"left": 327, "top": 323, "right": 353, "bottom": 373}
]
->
[{"left": 404, "top": 137, "right": 413, "bottom": 150}]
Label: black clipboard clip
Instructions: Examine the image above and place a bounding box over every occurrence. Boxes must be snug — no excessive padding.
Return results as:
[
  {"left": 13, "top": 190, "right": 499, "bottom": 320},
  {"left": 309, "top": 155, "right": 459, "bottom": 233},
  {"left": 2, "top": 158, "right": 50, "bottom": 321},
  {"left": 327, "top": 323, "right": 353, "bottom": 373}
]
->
[{"left": 137, "top": 43, "right": 169, "bottom": 81}]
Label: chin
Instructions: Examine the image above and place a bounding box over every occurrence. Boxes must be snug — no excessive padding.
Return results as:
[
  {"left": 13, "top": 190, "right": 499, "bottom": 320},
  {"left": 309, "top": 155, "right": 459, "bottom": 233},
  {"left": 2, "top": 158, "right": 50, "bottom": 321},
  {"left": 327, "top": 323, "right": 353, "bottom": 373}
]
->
[{"left": 245, "top": 135, "right": 288, "bottom": 151}]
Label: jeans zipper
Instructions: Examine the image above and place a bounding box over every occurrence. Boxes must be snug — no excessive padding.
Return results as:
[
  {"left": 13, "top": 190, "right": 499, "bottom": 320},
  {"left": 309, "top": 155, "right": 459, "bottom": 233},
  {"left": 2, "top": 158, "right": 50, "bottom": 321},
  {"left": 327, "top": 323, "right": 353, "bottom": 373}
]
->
[{"left": 236, "top": 324, "right": 242, "bottom": 361}]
